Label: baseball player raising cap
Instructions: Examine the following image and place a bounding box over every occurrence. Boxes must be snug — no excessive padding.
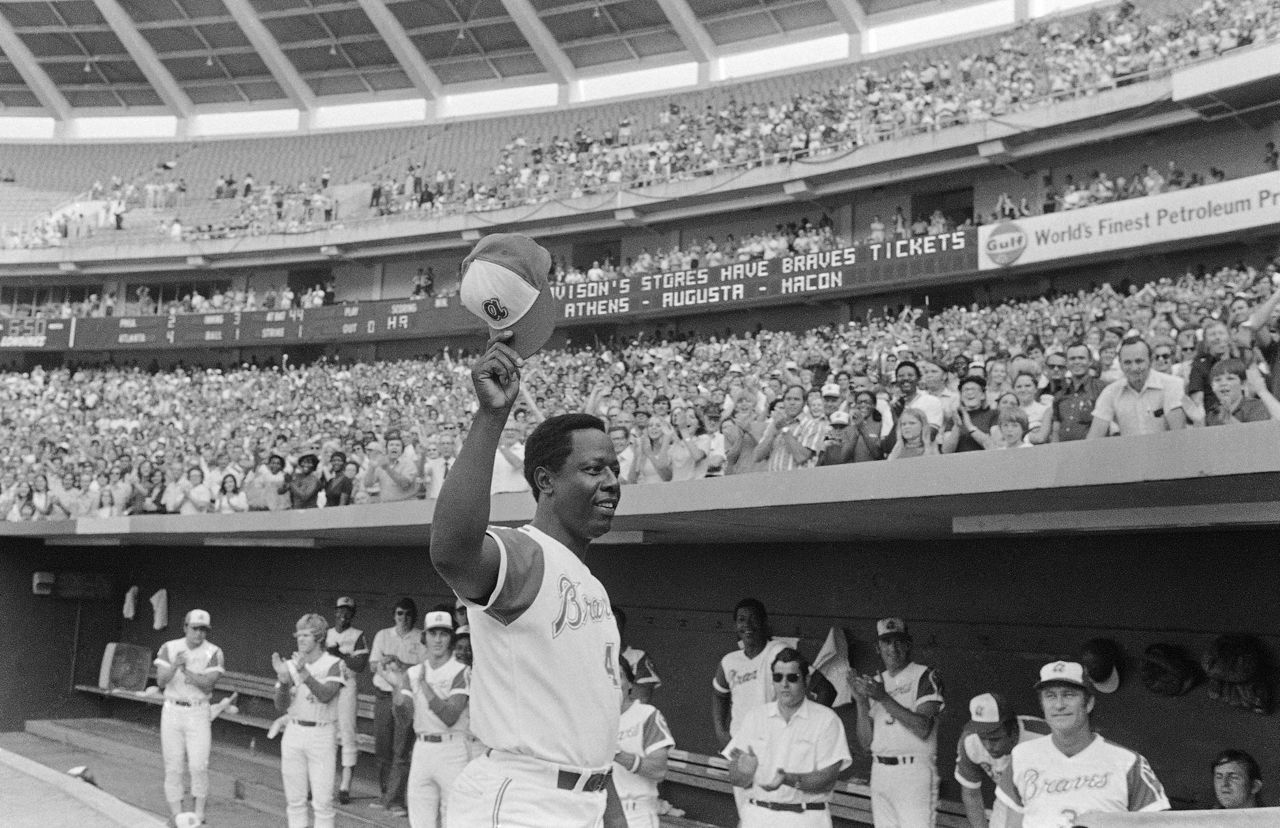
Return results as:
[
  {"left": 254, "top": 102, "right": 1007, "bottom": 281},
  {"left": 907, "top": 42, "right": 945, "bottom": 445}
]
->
[{"left": 459, "top": 233, "right": 556, "bottom": 358}]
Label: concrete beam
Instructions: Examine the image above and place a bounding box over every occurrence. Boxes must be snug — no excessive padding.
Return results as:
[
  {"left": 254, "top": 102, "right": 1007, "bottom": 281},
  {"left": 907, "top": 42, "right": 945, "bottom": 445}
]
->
[
  {"left": 92, "top": 0, "right": 194, "bottom": 117},
  {"left": 0, "top": 14, "right": 72, "bottom": 120},
  {"left": 220, "top": 0, "right": 317, "bottom": 112},
  {"left": 823, "top": 0, "right": 866, "bottom": 43},
  {"left": 497, "top": 0, "right": 576, "bottom": 84},
  {"left": 652, "top": 0, "right": 716, "bottom": 63},
  {"left": 353, "top": 0, "right": 444, "bottom": 100}
]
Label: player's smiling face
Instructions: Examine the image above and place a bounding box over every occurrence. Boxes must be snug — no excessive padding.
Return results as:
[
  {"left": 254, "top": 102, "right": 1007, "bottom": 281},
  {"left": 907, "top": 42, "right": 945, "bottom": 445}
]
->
[
  {"left": 423, "top": 628, "right": 452, "bottom": 660},
  {"left": 1038, "top": 685, "right": 1093, "bottom": 735},
  {"left": 734, "top": 606, "right": 765, "bottom": 648},
  {"left": 877, "top": 635, "right": 911, "bottom": 672},
  {"left": 550, "top": 429, "right": 621, "bottom": 541}
]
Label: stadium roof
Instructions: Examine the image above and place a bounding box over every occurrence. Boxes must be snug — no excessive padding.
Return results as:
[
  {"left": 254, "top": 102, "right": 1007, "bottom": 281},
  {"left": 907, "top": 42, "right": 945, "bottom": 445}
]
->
[{"left": 0, "top": 0, "right": 880, "bottom": 116}]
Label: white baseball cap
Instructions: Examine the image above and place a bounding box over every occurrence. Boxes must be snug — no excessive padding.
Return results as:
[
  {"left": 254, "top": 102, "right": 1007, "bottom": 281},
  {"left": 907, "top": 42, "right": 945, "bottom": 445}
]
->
[
  {"left": 1034, "top": 660, "right": 1093, "bottom": 692},
  {"left": 821, "top": 383, "right": 842, "bottom": 398},
  {"left": 460, "top": 233, "right": 556, "bottom": 358},
  {"left": 829, "top": 411, "right": 851, "bottom": 426},
  {"left": 877, "top": 617, "right": 909, "bottom": 638},
  {"left": 424, "top": 611, "right": 454, "bottom": 631},
  {"left": 185, "top": 609, "right": 211, "bottom": 629},
  {"left": 968, "top": 692, "right": 1015, "bottom": 736}
]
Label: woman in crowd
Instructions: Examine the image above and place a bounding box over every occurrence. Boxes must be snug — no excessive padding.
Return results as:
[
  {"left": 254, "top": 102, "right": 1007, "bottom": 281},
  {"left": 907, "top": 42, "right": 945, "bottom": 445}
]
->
[
  {"left": 629, "top": 419, "right": 673, "bottom": 484},
  {"left": 216, "top": 474, "right": 250, "bottom": 513},
  {"left": 846, "top": 390, "right": 886, "bottom": 462},
  {"left": 668, "top": 408, "right": 711, "bottom": 481},
  {"left": 985, "top": 359, "right": 1011, "bottom": 405},
  {"left": 5, "top": 480, "right": 33, "bottom": 522},
  {"left": 138, "top": 469, "right": 168, "bottom": 515},
  {"left": 942, "top": 375, "right": 998, "bottom": 453},
  {"left": 31, "top": 474, "right": 70, "bottom": 519},
  {"left": 177, "top": 467, "right": 214, "bottom": 515},
  {"left": 96, "top": 488, "right": 123, "bottom": 518},
  {"left": 886, "top": 407, "right": 936, "bottom": 460},
  {"left": 1011, "top": 371, "right": 1052, "bottom": 444},
  {"left": 245, "top": 454, "right": 289, "bottom": 511}
]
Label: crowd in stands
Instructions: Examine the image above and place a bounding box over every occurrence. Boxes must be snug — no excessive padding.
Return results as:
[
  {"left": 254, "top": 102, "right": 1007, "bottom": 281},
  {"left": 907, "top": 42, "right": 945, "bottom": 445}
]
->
[
  {"left": 2, "top": 247, "right": 1278, "bottom": 521},
  {"left": 6, "top": 0, "right": 1279, "bottom": 250}
]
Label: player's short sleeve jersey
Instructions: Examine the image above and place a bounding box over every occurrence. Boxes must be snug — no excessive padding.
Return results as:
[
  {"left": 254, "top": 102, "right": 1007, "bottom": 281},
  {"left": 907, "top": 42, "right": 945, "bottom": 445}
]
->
[
  {"left": 285, "top": 653, "right": 345, "bottom": 722},
  {"left": 623, "top": 646, "right": 661, "bottom": 691},
  {"left": 956, "top": 716, "right": 1050, "bottom": 789},
  {"left": 325, "top": 626, "right": 368, "bottom": 681},
  {"left": 460, "top": 524, "right": 621, "bottom": 769},
  {"left": 996, "top": 734, "right": 1170, "bottom": 828},
  {"left": 406, "top": 657, "right": 470, "bottom": 735},
  {"left": 154, "top": 638, "right": 225, "bottom": 702},
  {"left": 869, "top": 662, "right": 945, "bottom": 756},
  {"left": 713, "top": 638, "right": 786, "bottom": 738},
  {"left": 613, "top": 702, "right": 675, "bottom": 801}
]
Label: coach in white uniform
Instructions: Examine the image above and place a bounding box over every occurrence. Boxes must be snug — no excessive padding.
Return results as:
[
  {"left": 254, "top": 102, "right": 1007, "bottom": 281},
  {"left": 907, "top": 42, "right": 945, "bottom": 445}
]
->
[
  {"left": 955, "top": 693, "right": 1049, "bottom": 828},
  {"left": 273, "top": 613, "right": 345, "bottom": 828},
  {"left": 726, "top": 648, "right": 851, "bottom": 828},
  {"left": 997, "top": 661, "right": 1169, "bottom": 828},
  {"left": 327, "top": 596, "right": 369, "bottom": 804},
  {"left": 851, "top": 617, "right": 945, "bottom": 828},
  {"left": 613, "top": 657, "right": 675, "bottom": 828},
  {"left": 431, "top": 324, "right": 628, "bottom": 826},
  {"left": 155, "top": 608, "right": 224, "bottom": 826},
  {"left": 394, "top": 609, "right": 471, "bottom": 828}
]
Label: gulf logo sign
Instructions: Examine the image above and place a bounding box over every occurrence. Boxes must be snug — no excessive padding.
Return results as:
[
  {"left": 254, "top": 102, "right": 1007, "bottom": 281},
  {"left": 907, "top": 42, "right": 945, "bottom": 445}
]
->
[{"left": 984, "top": 222, "right": 1028, "bottom": 267}]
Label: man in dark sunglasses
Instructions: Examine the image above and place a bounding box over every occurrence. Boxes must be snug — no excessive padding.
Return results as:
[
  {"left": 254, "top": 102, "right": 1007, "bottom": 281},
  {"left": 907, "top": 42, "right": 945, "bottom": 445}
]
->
[
  {"left": 850, "top": 618, "right": 944, "bottom": 828},
  {"left": 724, "top": 648, "right": 851, "bottom": 826}
]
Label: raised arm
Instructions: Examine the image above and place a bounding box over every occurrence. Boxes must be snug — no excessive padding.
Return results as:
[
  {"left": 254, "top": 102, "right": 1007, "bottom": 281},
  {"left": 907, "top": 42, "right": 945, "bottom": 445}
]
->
[{"left": 429, "top": 332, "right": 521, "bottom": 602}]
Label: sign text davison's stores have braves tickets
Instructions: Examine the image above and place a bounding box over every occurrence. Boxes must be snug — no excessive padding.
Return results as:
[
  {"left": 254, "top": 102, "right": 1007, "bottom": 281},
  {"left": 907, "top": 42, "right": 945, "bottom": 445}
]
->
[{"left": 551, "top": 230, "right": 974, "bottom": 320}]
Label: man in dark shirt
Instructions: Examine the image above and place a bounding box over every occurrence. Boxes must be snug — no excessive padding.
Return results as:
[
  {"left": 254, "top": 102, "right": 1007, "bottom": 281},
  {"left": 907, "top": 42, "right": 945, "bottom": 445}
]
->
[{"left": 1051, "top": 344, "right": 1107, "bottom": 442}]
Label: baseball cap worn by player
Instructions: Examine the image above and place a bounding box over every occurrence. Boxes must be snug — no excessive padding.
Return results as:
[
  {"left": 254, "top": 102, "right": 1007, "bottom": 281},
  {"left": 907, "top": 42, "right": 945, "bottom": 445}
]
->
[
  {"left": 335, "top": 596, "right": 356, "bottom": 610},
  {"left": 877, "top": 617, "right": 909, "bottom": 639},
  {"left": 1034, "top": 660, "right": 1094, "bottom": 693},
  {"left": 460, "top": 233, "right": 555, "bottom": 359},
  {"left": 185, "top": 609, "right": 211, "bottom": 629},
  {"left": 968, "top": 692, "right": 1016, "bottom": 737},
  {"left": 424, "top": 611, "right": 454, "bottom": 631}
]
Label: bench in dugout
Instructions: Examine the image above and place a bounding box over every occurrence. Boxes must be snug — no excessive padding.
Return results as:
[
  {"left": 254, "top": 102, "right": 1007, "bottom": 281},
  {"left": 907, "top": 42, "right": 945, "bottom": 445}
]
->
[{"left": 76, "top": 642, "right": 379, "bottom": 753}]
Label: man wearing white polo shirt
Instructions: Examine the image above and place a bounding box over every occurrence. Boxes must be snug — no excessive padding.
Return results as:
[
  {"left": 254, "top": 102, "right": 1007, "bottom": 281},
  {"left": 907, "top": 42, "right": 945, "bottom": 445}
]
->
[
  {"left": 155, "top": 608, "right": 224, "bottom": 827},
  {"left": 1087, "top": 337, "right": 1187, "bottom": 438},
  {"left": 997, "top": 661, "right": 1169, "bottom": 827},
  {"left": 726, "top": 648, "right": 851, "bottom": 827},
  {"left": 851, "top": 617, "right": 945, "bottom": 828}
]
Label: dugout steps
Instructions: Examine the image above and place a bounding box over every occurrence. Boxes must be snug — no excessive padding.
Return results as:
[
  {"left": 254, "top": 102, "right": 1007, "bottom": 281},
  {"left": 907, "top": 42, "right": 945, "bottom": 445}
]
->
[{"left": 11, "top": 718, "right": 721, "bottom": 828}]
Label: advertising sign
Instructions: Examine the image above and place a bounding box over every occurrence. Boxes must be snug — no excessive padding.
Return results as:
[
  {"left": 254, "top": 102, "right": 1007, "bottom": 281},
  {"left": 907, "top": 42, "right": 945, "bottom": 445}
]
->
[{"left": 978, "top": 171, "right": 1280, "bottom": 270}]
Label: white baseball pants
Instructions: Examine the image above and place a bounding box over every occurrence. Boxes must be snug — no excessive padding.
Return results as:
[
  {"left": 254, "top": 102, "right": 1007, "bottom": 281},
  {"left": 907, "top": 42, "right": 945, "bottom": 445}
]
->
[
  {"left": 281, "top": 721, "right": 337, "bottom": 828},
  {"left": 446, "top": 751, "right": 607, "bottom": 828},
  {"left": 870, "top": 759, "right": 938, "bottom": 828},
  {"left": 408, "top": 736, "right": 470, "bottom": 828},
  {"left": 336, "top": 680, "right": 359, "bottom": 768},
  {"left": 161, "top": 701, "right": 211, "bottom": 803}
]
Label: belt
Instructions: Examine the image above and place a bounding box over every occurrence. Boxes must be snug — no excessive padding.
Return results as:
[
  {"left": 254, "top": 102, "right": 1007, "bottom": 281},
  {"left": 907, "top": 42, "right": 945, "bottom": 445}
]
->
[
  {"left": 291, "top": 719, "right": 332, "bottom": 727},
  {"left": 417, "top": 732, "right": 463, "bottom": 743},
  {"left": 485, "top": 749, "right": 611, "bottom": 794},
  {"left": 166, "top": 699, "right": 208, "bottom": 707},
  {"left": 751, "top": 800, "right": 827, "bottom": 812},
  {"left": 874, "top": 755, "right": 919, "bottom": 765},
  {"left": 557, "top": 768, "right": 611, "bottom": 793}
]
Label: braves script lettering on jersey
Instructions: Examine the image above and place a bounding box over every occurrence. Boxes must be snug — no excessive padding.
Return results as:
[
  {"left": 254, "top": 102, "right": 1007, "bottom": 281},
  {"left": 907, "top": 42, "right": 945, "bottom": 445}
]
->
[
  {"left": 955, "top": 717, "right": 1051, "bottom": 791},
  {"left": 996, "top": 734, "right": 1170, "bottom": 828},
  {"left": 462, "top": 524, "right": 621, "bottom": 769},
  {"left": 713, "top": 639, "right": 788, "bottom": 737}
]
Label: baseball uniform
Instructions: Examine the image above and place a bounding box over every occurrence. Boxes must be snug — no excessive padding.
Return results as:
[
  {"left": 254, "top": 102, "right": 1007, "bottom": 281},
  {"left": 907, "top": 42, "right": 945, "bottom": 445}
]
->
[
  {"left": 724, "top": 699, "right": 853, "bottom": 828},
  {"left": 955, "top": 716, "right": 1050, "bottom": 828},
  {"left": 996, "top": 733, "right": 1170, "bottom": 828},
  {"left": 280, "top": 653, "right": 345, "bottom": 828},
  {"left": 613, "top": 701, "right": 675, "bottom": 828},
  {"left": 623, "top": 645, "right": 661, "bottom": 696},
  {"left": 713, "top": 637, "right": 788, "bottom": 817},
  {"left": 325, "top": 624, "right": 369, "bottom": 770},
  {"left": 155, "top": 637, "right": 224, "bottom": 808},
  {"left": 405, "top": 657, "right": 471, "bottom": 828},
  {"left": 448, "top": 524, "right": 621, "bottom": 828},
  {"left": 869, "top": 662, "right": 945, "bottom": 828}
]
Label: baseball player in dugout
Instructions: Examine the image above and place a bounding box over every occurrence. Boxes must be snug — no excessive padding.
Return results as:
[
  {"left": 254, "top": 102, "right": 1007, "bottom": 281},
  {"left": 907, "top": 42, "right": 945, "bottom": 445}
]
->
[
  {"left": 326, "top": 596, "right": 370, "bottom": 805},
  {"left": 272, "top": 613, "right": 345, "bottom": 828},
  {"left": 955, "top": 693, "right": 1049, "bottom": 828},
  {"left": 391, "top": 607, "right": 472, "bottom": 828},
  {"left": 851, "top": 617, "right": 945, "bottom": 828},
  {"left": 996, "top": 661, "right": 1170, "bottom": 827},
  {"left": 430, "top": 327, "right": 627, "bottom": 826},
  {"left": 155, "top": 608, "right": 224, "bottom": 827},
  {"left": 724, "top": 648, "right": 852, "bottom": 828}
]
